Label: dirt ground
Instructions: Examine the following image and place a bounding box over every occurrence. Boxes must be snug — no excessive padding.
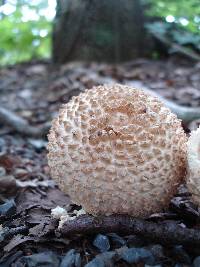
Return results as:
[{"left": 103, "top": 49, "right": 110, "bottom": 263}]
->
[{"left": 1, "top": 57, "right": 200, "bottom": 266}]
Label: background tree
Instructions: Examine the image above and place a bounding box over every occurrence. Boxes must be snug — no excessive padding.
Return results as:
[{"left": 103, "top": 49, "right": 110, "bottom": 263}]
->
[
  {"left": 0, "top": 0, "right": 200, "bottom": 65},
  {"left": 52, "top": 0, "right": 153, "bottom": 63}
]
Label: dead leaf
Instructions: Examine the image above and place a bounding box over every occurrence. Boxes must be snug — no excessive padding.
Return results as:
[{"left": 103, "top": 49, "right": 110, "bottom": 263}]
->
[
  {"left": 4, "top": 234, "right": 33, "bottom": 252},
  {"left": 16, "top": 188, "right": 71, "bottom": 213},
  {"left": 0, "top": 154, "right": 20, "bottom": 172}
]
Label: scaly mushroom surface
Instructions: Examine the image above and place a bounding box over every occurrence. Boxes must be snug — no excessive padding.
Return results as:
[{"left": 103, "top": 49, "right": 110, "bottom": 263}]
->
[{"left": 47, "top": 84, "right": 187, "bottom": 217}]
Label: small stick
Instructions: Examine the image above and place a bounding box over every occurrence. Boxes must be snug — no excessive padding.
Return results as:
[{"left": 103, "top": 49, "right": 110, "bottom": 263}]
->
[
  {"left": 150, "top": 31, "right": 200, "bottom": 62},
  {"left": 0, "top": 106, "right": 50, "bottom": 138},
  {"left": 59, "top": 214, "right": 200, "bottom": 246}
]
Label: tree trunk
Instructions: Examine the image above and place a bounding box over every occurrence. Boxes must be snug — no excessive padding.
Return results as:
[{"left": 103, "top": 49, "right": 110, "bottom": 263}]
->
[{"left": 53, "top": 0, "right": 153, "bottom": 63}]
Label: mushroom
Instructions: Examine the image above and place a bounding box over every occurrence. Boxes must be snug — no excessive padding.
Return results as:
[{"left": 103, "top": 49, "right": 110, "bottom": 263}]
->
[
  {"left": 186, "top": 126, "right": 200, "bottom": 205},
  {"left": 47, "top": 84, "right": 187, "bottom": 217}
]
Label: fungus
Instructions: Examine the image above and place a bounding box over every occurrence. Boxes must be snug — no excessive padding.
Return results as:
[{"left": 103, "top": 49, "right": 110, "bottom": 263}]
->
[
  {"left": 51, "top": 206, "right": 86, "bottom": 228},
  {"left": 186, "top": 126, "right": 200, "bottom": 205},
  {"left": 47, "top": 84, "right": 187, "bottom": 217}
]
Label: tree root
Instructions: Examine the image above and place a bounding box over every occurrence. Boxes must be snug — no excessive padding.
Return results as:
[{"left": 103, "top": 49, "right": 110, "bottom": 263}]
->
[
  {"left": 0, "top": 106, "right": 51, "bottom": 138},
  {"left": 59, "top": 214, "right": 200, "bottom": 246},
  {"left": 142, "top": 86, "right": 200, "bottom": 123},
  {"left": 1, "top": 85, "right": 200, "bottom": 138},
  {"left": 128, "top": 81, "right": 200, "bottom": 123},
  {"left": 150, "top": 30, "right": 200, "bottom": 62}
]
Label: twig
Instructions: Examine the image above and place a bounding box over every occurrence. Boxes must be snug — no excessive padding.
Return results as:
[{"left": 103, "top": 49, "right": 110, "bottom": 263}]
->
[
  {"left": 0, "top": 106, "right": 50, "bottom": 138},
  {"left": 151, "top": 31, "right": 200, "bottom": 62},
  {"left": 59, "top": 214, "right": 200, "bottom": 246}
]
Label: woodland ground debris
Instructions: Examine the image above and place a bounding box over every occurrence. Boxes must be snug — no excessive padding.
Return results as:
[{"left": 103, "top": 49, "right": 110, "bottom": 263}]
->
[{"left": 1, "top": 58, "right": 200, "bottom": 266}]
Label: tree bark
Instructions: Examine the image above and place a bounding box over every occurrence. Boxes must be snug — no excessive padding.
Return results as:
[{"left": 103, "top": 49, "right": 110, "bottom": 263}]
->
[{"left": 53, "top": 0, "right": 152, "bottom": 63}]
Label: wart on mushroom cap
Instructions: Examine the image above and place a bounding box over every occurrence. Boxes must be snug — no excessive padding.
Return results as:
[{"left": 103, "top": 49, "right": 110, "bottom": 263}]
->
[{"left": 47, "top": 84, "right": 187, "bottom": 217}]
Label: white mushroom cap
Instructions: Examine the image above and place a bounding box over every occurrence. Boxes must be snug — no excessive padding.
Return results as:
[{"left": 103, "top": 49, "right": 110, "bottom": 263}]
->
[
  {"left": 186, "top": 126, "right": 200, "bottom": 205},
  {"left": 47, "top": 84, "right": 187, "bottom": 217}
]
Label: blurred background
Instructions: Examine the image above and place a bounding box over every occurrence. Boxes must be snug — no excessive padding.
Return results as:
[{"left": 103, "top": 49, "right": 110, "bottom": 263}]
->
[
  {"left": 0, "top": 0, "right": 55, "bottom": 65},
  {"left": 1, "top": 0, "right": 200, "bottom": 65}
]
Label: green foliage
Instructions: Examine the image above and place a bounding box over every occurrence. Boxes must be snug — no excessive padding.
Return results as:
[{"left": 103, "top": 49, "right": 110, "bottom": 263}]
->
[
  {"left": 146, "top": 21, "right": 200, "bottom": 53},
  {"left": 0, "top": 0, "right": 200, "bottom": 65},
  {"left": 144, "top": 0, "right": 200, "bottom": 53},
  {"left": 0, "top": 0, "right": 53, "bottom": 65},
  {"left": 144, "top": 0, "right": 200, "bottom": 33}
]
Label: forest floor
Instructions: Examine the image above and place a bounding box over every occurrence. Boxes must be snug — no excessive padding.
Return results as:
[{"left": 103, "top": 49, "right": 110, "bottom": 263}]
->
[{"left": 1, "top": 57, "right": 200, "bottom": 266}]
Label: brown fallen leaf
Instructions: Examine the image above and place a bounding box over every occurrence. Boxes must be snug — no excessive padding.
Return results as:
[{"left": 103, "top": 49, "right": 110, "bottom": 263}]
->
[
  {"left": 0, "top": 154, "right": 20, "bottom": 172},
  {"left": 16, "top": 188, "right": 71, "bottom": 213},
  {"left": 0, "top": 175, "right": 18, "bottom": 199},
  {"left": 29, "top": 218, "right": 57, "bottom": 237},
  {"left": 4, "top": 234, "right": 34, "bottom": 252}
]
